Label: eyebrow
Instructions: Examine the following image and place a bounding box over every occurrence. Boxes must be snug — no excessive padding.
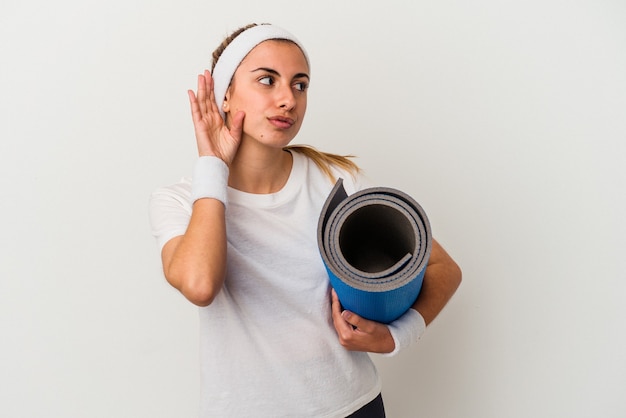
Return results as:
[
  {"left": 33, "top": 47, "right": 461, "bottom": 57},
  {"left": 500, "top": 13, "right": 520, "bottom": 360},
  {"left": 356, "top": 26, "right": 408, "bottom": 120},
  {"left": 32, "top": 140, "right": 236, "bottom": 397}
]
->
[{"left": 251, "top": 67, "right": 310, "bottom": 80}]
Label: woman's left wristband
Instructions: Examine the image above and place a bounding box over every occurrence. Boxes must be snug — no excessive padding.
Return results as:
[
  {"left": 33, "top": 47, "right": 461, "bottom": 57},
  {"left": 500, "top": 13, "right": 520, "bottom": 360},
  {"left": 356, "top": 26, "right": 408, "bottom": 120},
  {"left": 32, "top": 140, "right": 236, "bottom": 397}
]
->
[{"left": 381, "top": 309, "right": 426, "bottom": 357}]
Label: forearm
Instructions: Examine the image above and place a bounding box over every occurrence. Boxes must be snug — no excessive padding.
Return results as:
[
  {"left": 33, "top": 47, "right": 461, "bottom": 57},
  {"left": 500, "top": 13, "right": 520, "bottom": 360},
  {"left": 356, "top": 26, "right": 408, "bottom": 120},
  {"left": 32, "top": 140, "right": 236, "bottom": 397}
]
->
[
  {"left": 163, "top": 198, "right": 227, "bottom": 306},
  {"left": 412, "top": 239, "right": 462, "bottom": 325},
  {"left": 331, "top": 239, "right": 461, "bottom": 354}
]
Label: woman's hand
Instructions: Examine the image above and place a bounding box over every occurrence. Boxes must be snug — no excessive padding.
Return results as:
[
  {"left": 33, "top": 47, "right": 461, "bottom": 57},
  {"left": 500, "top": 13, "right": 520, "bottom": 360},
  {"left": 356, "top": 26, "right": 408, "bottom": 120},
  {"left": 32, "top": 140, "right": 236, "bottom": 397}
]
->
[
  {"left": 188, "top": 70, "right": 245, "bottom": 164},
  {"left": 331, "top": 289, "right": 396, "bottom": 354}
]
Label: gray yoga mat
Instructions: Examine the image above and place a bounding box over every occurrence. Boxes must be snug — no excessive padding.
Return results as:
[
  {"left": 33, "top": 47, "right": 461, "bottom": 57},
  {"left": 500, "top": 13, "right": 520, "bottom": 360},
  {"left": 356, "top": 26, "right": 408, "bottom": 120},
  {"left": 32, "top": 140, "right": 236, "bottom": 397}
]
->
[{"left": 318, "top": 178, "right": 432, "bottom": 323}]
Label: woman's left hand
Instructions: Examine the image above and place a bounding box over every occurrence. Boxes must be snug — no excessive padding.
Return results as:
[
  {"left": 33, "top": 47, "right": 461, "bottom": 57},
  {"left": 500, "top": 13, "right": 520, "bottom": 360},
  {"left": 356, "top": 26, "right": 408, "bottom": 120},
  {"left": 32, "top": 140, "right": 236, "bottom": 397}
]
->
[{"left": 330, "top": 289, "right": 395, "bottom": 353}]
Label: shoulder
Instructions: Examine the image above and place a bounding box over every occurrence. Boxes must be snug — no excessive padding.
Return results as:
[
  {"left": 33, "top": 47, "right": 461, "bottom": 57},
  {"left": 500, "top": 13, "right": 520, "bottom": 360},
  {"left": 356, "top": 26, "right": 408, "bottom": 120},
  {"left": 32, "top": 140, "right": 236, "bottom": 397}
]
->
[
  {"left": 327, "top": 161, "right": 370, "bottom": 195},
  {"left": 149, "top": 178, "right": 194, "bottom": 251},
  {"left": 288, "top": 146, "right": 371, "bottom": 195},
  {"left": 150, "top": 177, "right": 193, "bottom": 209}
]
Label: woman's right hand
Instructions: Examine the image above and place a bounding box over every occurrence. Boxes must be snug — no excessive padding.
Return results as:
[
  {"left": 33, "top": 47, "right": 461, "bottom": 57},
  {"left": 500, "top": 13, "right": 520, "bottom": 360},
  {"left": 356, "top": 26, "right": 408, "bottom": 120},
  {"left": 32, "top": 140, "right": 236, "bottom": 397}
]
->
[{"left": 188, "top": 70, "right": 245, "bottom": 164}]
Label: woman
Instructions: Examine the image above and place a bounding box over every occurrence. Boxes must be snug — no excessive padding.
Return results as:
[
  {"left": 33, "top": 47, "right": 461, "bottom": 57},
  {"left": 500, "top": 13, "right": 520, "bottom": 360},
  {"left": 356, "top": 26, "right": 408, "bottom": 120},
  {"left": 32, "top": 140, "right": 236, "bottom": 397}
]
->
[{"left": 150, "top": 23, "right": 461, "bottom": 417}]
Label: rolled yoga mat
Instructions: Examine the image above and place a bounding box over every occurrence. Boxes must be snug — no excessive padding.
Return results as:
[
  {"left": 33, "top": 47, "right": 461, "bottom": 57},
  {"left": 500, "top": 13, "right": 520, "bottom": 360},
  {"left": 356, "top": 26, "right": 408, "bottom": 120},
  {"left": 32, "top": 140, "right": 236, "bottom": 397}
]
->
[{"left": 318, "top": 178, "right": 432, "bottom": 324}]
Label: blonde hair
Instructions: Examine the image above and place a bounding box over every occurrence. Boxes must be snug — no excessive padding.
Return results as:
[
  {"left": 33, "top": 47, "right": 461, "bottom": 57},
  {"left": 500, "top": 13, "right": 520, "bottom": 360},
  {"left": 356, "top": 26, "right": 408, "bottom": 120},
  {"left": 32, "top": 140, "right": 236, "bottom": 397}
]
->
[
  {"left": 285, "top": 145, "right": 360, "bottom": 182},
  {"left": 211, "top": 23, "right": 262, "bottom": 72},
  {"left": 212, "top": 25, "right": 360, "bottom": 181}
]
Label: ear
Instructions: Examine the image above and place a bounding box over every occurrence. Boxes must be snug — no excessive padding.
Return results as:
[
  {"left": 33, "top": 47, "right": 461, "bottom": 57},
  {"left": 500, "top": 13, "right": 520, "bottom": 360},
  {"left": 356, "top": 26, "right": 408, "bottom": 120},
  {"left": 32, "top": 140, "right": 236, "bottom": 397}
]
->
[{"left": 222, "top": 89, "right": 231, "bottom": 113}]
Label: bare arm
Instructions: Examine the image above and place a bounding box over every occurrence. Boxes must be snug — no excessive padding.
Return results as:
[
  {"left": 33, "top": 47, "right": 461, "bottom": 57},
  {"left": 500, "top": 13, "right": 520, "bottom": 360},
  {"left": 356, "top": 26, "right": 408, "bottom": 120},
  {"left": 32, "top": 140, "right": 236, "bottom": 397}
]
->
[
  {"left": 161, "top": 199, "right": 227, "bottom": 306},
  {"left": 331, "top": 239, "right": 462, "bottom": 353},
  {"left": 161, "top": 70, "right": 244, "bottom": 306},
  {"left": 411, "top": 239, "right": 462, "bottom": 325}
]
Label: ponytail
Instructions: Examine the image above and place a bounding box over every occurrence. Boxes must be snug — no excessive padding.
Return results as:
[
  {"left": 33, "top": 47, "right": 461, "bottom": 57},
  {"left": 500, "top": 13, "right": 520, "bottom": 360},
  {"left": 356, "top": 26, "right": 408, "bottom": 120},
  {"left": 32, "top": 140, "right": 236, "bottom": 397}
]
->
[{"left": 284, "top": 145, "right": 360, "bottom": 183}]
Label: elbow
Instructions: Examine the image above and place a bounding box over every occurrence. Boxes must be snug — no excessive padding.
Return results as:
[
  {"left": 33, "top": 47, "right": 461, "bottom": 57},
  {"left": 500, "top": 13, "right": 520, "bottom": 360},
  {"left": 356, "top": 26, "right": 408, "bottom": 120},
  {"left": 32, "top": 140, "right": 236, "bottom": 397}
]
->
[
  {"left": 165, "top": 267, "right": 223, "bottom": 307},
  {"left": 451, "top": 261, "right": 463, "bottom": 291},
  {"left": 182, "top": 280, "right": 219, "bottom": 307}
]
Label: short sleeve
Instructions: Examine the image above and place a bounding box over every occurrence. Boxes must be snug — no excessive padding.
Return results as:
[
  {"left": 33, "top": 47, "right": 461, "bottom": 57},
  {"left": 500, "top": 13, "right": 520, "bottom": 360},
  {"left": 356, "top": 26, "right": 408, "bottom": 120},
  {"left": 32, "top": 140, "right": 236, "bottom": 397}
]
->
[
  {"left": 330, "top": 166, "right": 374, "bottom": 195},
  {"left": 149, "top": 178, "right": 193, "bottom": 253}
]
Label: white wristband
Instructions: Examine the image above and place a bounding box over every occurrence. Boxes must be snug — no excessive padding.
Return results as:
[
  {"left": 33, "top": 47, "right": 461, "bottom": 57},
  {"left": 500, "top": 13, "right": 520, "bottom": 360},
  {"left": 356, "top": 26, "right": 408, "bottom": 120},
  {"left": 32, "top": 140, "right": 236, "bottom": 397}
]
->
[
  {"left": 382, "top": 309, "right": 426, "bottom": 357},
  {"left": 191, "top": 156, "right": 229, "bottom": 206}
]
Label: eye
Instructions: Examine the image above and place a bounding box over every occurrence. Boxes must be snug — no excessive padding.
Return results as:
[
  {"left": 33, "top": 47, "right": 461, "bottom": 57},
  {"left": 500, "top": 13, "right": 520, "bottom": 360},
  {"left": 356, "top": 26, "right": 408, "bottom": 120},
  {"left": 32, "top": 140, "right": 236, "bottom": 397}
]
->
[
  {"left": 294, "top": 81, "right": 308, "bottom": 92},
  {"left": 259, "top": 76, "right": 274, "bottom": 86}
]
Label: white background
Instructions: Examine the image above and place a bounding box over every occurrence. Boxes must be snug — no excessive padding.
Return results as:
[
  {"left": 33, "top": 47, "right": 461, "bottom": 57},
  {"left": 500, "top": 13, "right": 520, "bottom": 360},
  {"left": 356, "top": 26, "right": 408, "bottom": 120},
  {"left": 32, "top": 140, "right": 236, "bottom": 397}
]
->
[{"left": 1, "top": 1, "right": 625, "bottom": 417}]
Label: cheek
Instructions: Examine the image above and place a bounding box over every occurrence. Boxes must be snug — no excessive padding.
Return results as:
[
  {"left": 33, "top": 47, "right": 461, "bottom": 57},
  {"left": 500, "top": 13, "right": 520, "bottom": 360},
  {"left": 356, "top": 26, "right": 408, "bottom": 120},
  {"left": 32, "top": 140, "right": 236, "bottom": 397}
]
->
[
  {"left": 298, "top": 98, "right": 308, "bottom": 121},
  {"left": 233, "top": 92, "right": 266, "bottom": 116}
]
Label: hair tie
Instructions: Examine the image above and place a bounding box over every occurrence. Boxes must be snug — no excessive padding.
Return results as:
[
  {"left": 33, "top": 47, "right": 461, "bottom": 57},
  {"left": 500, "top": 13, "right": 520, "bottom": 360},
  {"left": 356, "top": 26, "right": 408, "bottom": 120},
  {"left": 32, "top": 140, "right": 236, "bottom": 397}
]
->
[{"left": 212, "top": 25, "right": 309, "bottom": 120}]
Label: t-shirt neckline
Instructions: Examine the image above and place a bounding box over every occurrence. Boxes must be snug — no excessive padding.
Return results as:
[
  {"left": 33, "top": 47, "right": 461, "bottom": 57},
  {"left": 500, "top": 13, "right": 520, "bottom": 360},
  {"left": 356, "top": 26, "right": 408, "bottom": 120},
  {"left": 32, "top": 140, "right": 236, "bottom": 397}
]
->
[{"left": 227, "top": 150, "right": 305, "bottom": 208}]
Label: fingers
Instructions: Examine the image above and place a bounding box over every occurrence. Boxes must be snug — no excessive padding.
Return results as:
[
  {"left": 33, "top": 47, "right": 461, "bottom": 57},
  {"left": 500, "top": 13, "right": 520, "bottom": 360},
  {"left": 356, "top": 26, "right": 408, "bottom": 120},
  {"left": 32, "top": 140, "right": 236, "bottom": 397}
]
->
[
  {"left": 341, "top": 309, "right": 374, "bottom": 334},
  {"left": 192, "top": 70, "right": 220, "bottom": 119},
  {"left": 188, "top": 74, "right": 207, "bottom": 124},
  {"left": 188, "top": 90, "right": 201, "bottom": 122},
  {"left": 331, "top": 289, "right": 347, "bottom": 327},
  {"left": 330, "top": 288, "right": 395, "bottom": 353},
  {"left": 229, "top": 110, "right": 245, "bottom": 142},
  {"left": 331, "top": 289, "right": 367, "bottom": 331},
  {"left": 331, "top": 289, "right": 359, "bottom": 338},
  {"left": 205, "top": 70, "right": 218, "bottom": 115},
  {"left": 196, "top": 73, "right": 208, "bottom": 115}
]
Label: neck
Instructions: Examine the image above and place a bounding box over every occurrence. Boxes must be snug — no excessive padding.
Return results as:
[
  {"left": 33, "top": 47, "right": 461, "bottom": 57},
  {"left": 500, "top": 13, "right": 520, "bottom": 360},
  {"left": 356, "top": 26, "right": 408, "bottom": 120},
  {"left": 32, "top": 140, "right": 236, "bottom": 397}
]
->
[{"left": 228, "top": 141, "right": 293, "bottom": 194}]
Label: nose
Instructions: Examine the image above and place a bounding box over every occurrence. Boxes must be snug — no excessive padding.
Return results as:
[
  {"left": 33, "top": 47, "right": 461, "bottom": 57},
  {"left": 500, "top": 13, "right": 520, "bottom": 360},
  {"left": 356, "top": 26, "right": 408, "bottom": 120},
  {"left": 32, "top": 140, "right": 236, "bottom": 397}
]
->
[{"left": 277, "top": 84, "right": 296, "bottom": 110}]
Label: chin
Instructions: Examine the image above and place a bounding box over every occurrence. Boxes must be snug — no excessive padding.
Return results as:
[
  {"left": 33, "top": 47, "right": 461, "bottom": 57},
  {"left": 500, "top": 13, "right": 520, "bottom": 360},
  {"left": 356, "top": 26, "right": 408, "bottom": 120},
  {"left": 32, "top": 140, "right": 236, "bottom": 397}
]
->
[{"left": 249, "top": 130, "right": 300, "bottom": 148}]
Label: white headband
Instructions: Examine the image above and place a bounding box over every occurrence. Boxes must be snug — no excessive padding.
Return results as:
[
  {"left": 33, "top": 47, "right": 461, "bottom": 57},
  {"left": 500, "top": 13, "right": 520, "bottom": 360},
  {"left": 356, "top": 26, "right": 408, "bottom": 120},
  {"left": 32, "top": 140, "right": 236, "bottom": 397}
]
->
[{"left": 212, "top": 24, "right": 309, "bottom": 120}]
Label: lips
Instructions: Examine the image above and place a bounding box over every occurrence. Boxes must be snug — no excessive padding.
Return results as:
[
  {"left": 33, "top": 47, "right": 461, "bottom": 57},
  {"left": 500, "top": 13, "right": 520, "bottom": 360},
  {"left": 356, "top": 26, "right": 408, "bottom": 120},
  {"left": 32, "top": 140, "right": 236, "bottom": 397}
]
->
[{"left": 268, "top": 116, "right": 295, "bottom": 129}]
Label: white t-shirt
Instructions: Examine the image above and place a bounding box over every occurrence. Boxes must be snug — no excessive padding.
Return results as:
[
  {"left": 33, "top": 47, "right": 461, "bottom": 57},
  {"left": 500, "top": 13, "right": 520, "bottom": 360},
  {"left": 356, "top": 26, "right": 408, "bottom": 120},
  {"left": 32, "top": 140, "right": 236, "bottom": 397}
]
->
[{"left": 150, "top": 151, "right": 381, "bottom": 417}]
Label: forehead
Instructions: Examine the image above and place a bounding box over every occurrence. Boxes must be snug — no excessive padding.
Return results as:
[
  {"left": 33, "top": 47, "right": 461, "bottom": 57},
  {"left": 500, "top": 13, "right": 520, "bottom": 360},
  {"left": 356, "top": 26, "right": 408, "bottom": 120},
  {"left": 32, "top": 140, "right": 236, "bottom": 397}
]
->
[{"left": 239, "top": 39, "right": 309, "bottom": 72}]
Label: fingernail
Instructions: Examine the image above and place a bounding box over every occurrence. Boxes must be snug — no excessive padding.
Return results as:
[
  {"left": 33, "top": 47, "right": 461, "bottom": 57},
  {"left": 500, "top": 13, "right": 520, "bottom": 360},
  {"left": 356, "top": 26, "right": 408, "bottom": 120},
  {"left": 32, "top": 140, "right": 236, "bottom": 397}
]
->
[{"left": 342, "top": 310, "right": 352, "bottom": 320}]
